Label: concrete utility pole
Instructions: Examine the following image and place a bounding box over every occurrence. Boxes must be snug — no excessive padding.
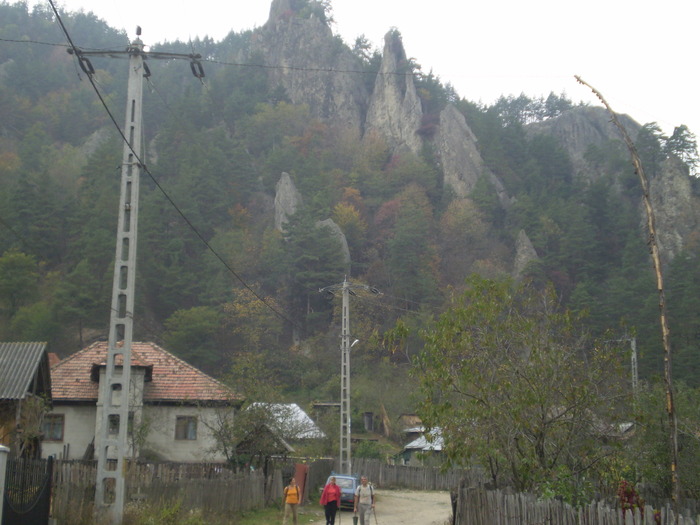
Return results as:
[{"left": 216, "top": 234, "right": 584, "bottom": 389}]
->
[
  {"left": 67, "top": 30, "right": 205, "bottom": 524},
  {"left": 320, "top": 279, "right": 380, "bottom": 475},
  {"left": 93, "top": 35, "right": 145, "bottom": 523}
]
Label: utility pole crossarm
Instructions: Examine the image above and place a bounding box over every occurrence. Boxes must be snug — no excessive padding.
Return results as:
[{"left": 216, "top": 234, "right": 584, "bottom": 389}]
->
[{"left": 67, "top": 43, "right": 205, "bottom": 83}]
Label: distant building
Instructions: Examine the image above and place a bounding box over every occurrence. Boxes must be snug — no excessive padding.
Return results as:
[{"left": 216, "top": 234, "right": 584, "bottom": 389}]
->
[
  {"left": 43, "top": 341, "right": 242, "bottom": 462},
  {"left": 401, "top": 428, "right": 444, "bottom": 467},
  {"left": 247, "top": 402, "right": 326, "bottom": 441}
]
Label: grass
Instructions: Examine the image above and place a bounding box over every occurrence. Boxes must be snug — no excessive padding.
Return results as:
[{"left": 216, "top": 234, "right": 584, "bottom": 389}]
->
[
  {"left": 119, "top": 498, "right": 327, "bottom": 525},
  {"left": 236, "top": 504, "right": 325, "bottom": 525}
]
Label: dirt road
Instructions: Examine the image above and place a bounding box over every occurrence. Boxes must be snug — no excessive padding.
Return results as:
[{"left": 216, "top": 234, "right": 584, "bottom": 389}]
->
[{"left": 305, "top": 489, "right": 452, "bottom": 525}]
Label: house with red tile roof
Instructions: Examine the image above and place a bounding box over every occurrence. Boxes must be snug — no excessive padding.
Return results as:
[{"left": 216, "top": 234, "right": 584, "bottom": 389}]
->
[{"left": 41, "top": 341, "right": 243, "bottom": 462}]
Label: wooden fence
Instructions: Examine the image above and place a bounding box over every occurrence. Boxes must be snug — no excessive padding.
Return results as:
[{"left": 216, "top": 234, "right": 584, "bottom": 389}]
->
[
  {"left": 52, "top": 458, "right": 700, "bottom": 524},
  {"left": 454, "top": 482, "right": 700, "bottom": 525},
  {"left": 349, "top": 457, "right": 486, "bottom": 492},
  {"left": 50, "top": 460, "right": 282, "bottom": 523}
]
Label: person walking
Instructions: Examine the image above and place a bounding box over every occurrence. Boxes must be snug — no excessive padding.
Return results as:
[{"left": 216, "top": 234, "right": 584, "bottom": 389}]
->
[
  {"left": 320, "top": 476, "right": 342, "bottom": 525},
  {"left": 353, "top": 476, "right": 374, "bottom": 525},
  {"left": 282, "top": 477, "right": 300, "bottom": 525}
]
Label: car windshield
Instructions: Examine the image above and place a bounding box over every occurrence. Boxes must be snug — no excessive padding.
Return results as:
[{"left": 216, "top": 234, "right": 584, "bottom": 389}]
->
[{"left": 335, "top": 478, "right": 354, "bottom": 489}]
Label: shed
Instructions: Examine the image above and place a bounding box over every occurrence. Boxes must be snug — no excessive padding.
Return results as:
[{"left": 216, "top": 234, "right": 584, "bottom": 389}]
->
[{"left": 0, "top": 342, "right": 52, "bottom": 456}]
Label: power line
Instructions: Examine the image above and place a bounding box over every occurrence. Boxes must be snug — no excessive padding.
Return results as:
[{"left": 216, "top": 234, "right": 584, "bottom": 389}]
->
[
  {"left": 0, "top": 36, "right": 407, "bottom": 79},
  {"left": 5, "top": 16, "right": 442, "bottom": 331},
  {"left": 43, "top": 2, "right": 299, "bottom": 332}
]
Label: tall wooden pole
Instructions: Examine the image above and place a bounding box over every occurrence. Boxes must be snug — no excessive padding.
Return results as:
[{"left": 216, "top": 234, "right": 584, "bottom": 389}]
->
[{"left": 576, "top": 76, "right": 680, "bottom": 515}]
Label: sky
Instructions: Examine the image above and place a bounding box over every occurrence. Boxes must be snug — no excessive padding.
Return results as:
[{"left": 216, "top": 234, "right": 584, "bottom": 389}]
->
[{"left": 41, "top": 0, "right": 699, "bottom": 137}]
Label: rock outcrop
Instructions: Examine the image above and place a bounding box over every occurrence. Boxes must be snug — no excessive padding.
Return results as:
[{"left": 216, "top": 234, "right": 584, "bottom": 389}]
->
[
  {"left": 253, "top": 5, "right": 509, "bottom": 208},
  {"left": 274, "top": 172, "right": 302, "bottom": 231},
  {"left": 512, "top": 230, "right": 539, "bottom": 281},
  {"left": 433, "top": 104, "right": 510, "bottom": 206},
  {"left": 527, "top": 106, "right": 700, "bottom": 263},
  {"left": 256, "top": 2, "right": 700, "bottom": 270},
  {"left": 316, "top": 218, "right": 351, "bottom": 268},
  {"left": 648, "top": 157, "right": 700, "bottom": 261},
  {"left": 526, "top": 106, "right": 638, "bottom": 177},
  {"left": 364, "top": 31, "right": 424, "bottom": 155},
  {"left": 256, "top": 0, "right": 368, "bottom": 134}
]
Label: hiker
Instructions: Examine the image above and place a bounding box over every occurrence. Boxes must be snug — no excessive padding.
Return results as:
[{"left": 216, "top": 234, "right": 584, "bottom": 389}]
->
[
  {"left": 283, "top": 477, "right": 300, "bottom": 525},
  {"left": 353, "top": 476, "right": 375, "bottom": 525},
  {"left": 320, "top": 476, "right": 342, "bottom": 525}
]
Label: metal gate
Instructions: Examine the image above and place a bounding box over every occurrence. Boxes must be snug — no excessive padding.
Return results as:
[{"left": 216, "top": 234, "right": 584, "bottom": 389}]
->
[{"left": 2, "top": 456, "right": 52, "bottom": 525}]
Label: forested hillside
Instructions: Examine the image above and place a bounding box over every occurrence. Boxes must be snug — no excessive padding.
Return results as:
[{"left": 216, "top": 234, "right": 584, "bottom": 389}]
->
[{"left": 1, "top": 0, "right": 699, "bottom": 429}]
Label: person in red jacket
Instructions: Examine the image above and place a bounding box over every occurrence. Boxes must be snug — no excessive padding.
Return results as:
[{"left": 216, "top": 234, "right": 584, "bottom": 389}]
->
[{"left": 320, "top": 476, "right": 342, "bottom": 525}]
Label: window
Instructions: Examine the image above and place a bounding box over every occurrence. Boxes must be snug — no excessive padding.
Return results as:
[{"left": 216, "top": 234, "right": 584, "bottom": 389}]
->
[
  {"left": 42, "top": 414, "right": 64, "bottom": 441},
  {"left": 175, "top": 416, "right": 197, "bottom": 440}
]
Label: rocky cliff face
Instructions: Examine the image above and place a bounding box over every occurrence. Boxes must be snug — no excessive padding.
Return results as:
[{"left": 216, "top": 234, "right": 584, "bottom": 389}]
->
[
  {"left": 527, "top": 106, "right": 700, "bottom": 263},
  {"left": 364, "top": 31, "right": 424, "bottom": 155},
  {"left": 256, "top": 1, "right": 698, "bottom": 268},
  {"left": 252, "top": 3, "right": 505, "bottom": 203},
  {"left": 254, "top": 0, "right": 368, "bottom": 134},
  {"left": 525, "top": 106, "right": 638, "bottom": 177},
  {"left": 433, "top": 104, "right": 510, "bottom": 205},
  {"left": 648, "top": 157, "right": 700, "bottom": 261},
  {"left": 274, "top": 172, "right": 302, "bottom": 231}
]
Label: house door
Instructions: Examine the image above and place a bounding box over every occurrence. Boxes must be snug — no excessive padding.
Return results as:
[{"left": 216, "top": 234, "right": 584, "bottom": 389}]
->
[{"left": 2, "top": 456, "right": 52, "bottom": 525}]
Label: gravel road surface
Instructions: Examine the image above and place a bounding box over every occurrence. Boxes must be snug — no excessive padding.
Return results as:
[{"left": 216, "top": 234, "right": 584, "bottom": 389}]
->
[{"left": 305, "top": 489, "right": 452, "bottom": 525}]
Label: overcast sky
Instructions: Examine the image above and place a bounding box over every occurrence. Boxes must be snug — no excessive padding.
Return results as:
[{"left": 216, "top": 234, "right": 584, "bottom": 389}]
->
[{"left": 42, "top": 0, "right": 699, "bottom": 137}]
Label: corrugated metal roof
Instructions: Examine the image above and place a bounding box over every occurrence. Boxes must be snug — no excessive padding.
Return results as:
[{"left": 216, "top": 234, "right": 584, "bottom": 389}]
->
[
  {"left": 404, "top": 428, "right": 443, "bottom": 451},
  {"left": 247, "top": 402, "right": 326, "bottom": 439},
  {"left": 0, "top": 342, "right": 49, "bottom": 400}
]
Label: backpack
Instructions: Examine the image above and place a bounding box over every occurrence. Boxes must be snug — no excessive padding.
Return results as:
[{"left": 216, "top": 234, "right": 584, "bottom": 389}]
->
[
  {"left": 357, "top": 483, "right": 374, "bottom": 500},
  {"left": 285, "top": 485, "right": 299, "bottom": 501}
]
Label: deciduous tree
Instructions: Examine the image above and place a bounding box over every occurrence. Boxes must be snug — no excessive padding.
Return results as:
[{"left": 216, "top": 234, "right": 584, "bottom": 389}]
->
[{"left": 415, "top": 276, "right": 628, "bottom": 498}]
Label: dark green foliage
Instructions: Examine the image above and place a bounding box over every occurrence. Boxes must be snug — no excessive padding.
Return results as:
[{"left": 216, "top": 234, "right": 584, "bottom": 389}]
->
[
  {"left": 281, "top": 206, "right": 347, "bottom": 334},
  {"left": 0, "top": 250, "right": 40, "bottom": 315},
  {"left": 665, "top": 248, "right": 700, "bottom": 386},
  {"left": 666, "top": 125, "right": 699, "bottom": 173},
  {"left": 1, "top": 2, "right": 699, "bottom": 404},
  {"left": 163, "top": 306, "right": 223, "bottom": 374},
  {"left": 629, "top": 381, "right": 700, "bottom": 499},
  {"left": 492, "top": 91, "right": 575, "bottom": 125},
  {"left": 351, "top": 36, "right": 381, "bottom": 93},
  {"left": 385, "top": 185, "right": 440, "bottom": 306},
  {"left": 636, "top": 123, "right": 666, "bottom": 177},
  {"left": 526, "top": 134, "right": 573, "bottom": 196}
]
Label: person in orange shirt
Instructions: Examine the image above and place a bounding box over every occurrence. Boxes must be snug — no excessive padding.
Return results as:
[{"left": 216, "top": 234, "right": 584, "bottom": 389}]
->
[
  {"left": 283, "top": 477, "right": 300, "bottom": 525},
  {"left": 319, "top": 476, "right": 342, "bottom": 525}
]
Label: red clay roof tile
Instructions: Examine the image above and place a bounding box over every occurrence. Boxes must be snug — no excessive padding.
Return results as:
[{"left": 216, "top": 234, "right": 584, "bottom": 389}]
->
[{"left": 51, "top": 341, "right": 240, "bottom": 403}]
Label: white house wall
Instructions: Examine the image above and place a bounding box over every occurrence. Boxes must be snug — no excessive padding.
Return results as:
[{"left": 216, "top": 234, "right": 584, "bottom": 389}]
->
[
  {"left": 42, "top": 405, "right": 96, "bottom": 460},
  {"left": 43, "top": 404, "right": 231, "bottom": 462},
  {"left": 141, "top": 405, "right": 230, "bottom": 462}
]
